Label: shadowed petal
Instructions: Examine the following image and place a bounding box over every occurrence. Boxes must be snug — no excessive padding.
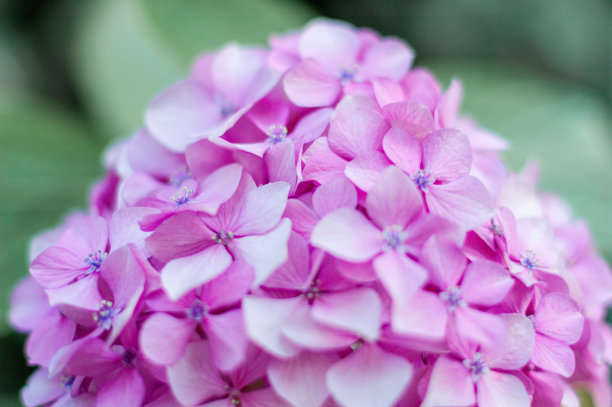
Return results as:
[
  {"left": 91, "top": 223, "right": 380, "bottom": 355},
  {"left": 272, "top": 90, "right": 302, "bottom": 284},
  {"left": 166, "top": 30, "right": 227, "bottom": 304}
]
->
[
  {"left": 97, "top": 368, "right": 145, "bottom": 407},
  {"left": 421, "top": 356, "right": 475, "bottom": 407}
]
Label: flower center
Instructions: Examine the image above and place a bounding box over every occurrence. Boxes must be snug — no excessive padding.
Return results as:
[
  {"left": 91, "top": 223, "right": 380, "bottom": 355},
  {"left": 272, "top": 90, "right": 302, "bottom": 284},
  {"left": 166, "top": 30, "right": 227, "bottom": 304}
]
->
[
  {"left": 186, "top": 300, "right": 208, "bottom": 322},
  {"left": 60, "top": 375, "right": 75, "bottom": 389},
  {"left": 212, "top": 230, "right": 234, "bottom": 245},
  {"left": 121, "top": 348, "right": 138, "bottom": 367},
  {"left": 439, "top": 286, "right": 466, "bottom": 312},
  {"left": 304, "top": 279, "right": 322, "bottom": 304},
  {"left": 171, "top": 187, "right": 194, "bottom": 206},
  {"left": 520, "top": 250, "right": 539, "bottom": 271},
  {"left": 220, "top": 105, "right": 235, "bottom": 118},
  {"left": 268, "top": 125, "right": 288, "bottom": 144},
  {"left": 93, "top": 300, "right": 120, "bottom": 330},
  {"left": 411, "top": 170, "right": 435, "bottom": 192},
  {"left": 463, "top": 352, "right": 489, "bottom": 382},
  {"left": 527, "top": 314, "right": 538, "bottom": 329},
  {"left": 224, "top": 386, "right": 242, "bottom": 406},
  {"left": 339, "top": 64, "right": 359, "bottom": 82},
  {"left": 382, "top": 225, "right": 406, "bottom": 252},
  {"left": 84, "top": 250, "right": 107, "bottom": 274},
  {"left": 169, "top": 166, "right": 192, "bottom": 187}
]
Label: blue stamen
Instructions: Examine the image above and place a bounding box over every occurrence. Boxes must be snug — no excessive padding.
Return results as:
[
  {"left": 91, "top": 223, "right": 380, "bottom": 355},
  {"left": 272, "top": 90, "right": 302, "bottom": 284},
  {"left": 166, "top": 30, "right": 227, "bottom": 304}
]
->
[
  {"left": 84, "top": 250, "right": 107, "bottom": 274},
  {"left": 267, "top": 125, "right": 288, "bottom": 144},
  {"left": 411, "top": 170, "right": 435, "bottom": 192}
]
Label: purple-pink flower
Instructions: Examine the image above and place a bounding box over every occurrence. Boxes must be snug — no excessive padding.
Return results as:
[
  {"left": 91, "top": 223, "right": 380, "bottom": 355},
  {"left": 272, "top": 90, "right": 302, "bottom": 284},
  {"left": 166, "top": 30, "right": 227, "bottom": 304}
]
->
[{"left": 10, "top": 17, "right": 612, "bottom": 407}]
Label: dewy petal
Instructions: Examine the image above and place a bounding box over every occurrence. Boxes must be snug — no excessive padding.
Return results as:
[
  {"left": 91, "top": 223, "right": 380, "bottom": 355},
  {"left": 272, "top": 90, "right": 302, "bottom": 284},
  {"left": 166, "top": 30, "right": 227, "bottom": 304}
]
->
[
  {"left": 311, "top": 208, "right": 383, "bottom": 263},
  {"left": 243, "top": 296, "right": 302, "bottom": 358},
  {"left": 422, "top": 128, "right": 472, "bottom": 182},
  {"left": 311, "top": 288, "right": 382, "bottom": 341},
  {"left": 139, "top": 313, "right": 195, "bottom": 366},
  {"left": 460, "top": 260, "right": 514, "bottom": 306},
  {"left": 231, "top": 218, "right": 292, "bottom": 286},
  {"left": 477, "top": 371, "right": 530, "bottom": 407},
  {"left": 233, "top": 182, "right": 290, "bottom": 236},
  {"left": 145, "top": 79, "right": 218, "bottom": 152},
  {"left": 312, "top": 177, "right": 358, "bottom": 218},
  {"left": 145, "top": 212, "right": 214, "bottom": 263},
  {"left": 161, "top": 244, "right": 232, "bottom": 300},
  {"left": 381, "top": 127, "right": 422, "bottom": 175},
  {"left": 531, "top": 333, "right": 576, "bottom": 378},
  {"left": 365, "top": 166, "right": 422, "bottom": 229},
  {"left": 326, "top": 343, "right": 412, "bottom": 407},
  {"left": 359, "top": 38, "right": 414, "bottom": 81},
  {"left": 268, "top": 351, "right": 338, "bottom": 407},
  {"left": 298, "top": 19, "right": 361, "bottom": 74},
  {"left": 421, "top": 356, "right": 475, "bottom": 407},
  {"left": 167, "top": 341, "right": 227, "bottom": 406},
  {"left": 534, "top": 292, "right": 584, "bottom": 344},
  {"left": 328, "top": 95, "right": 389, "bottom": 160},
  {"left": 97, "top": 367, "right": 145, "bottom": 407},
  {"left": 283, "top": 59, "right": 341, "bottom": 107},
  {"left": 344, "top": 151, "right": 392, "bottom": 193},
  {"left": 426, "top": 176, "right": 494, "bottom": 231}
]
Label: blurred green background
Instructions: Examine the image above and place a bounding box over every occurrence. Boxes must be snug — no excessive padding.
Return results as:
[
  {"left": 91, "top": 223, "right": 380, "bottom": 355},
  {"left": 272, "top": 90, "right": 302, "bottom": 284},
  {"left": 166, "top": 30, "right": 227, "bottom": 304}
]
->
[{"left": 0, "top": 0, "right": 610, "bottom": 405}]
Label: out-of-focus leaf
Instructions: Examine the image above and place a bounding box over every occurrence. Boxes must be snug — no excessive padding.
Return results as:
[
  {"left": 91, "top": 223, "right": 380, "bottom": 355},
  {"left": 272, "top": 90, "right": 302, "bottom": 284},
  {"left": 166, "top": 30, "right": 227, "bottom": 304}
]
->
[
  {"left": 427, "top": 59, "right": 612, "bottom": 258},
  {"left": 0, "top": 92, "right": 103, "bottom": 333},
  {"left": 72, "top": 0, "right": 315, "bottom": 137},
  {"left": 0, "top": 394, "right": 21, "bottom": 407}
]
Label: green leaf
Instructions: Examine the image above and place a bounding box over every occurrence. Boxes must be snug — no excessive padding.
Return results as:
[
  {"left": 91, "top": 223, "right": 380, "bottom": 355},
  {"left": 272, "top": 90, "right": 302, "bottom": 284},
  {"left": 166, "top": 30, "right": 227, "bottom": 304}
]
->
[
  {"left": 72, "top": 0, "right": 315, "bottom": 137},
  {"left": 426, "top": 59, "right": 612, "bottom": 258},
  {"left": 0, "top": 92, "right": 104, "bottom": 334}
]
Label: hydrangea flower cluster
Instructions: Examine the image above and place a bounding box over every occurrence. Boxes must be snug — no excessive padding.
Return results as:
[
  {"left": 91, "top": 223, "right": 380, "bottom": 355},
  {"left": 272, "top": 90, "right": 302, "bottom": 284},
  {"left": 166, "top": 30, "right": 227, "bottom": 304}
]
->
[{"left": 10, "top": 18, "right": 612, "bottom": 407}]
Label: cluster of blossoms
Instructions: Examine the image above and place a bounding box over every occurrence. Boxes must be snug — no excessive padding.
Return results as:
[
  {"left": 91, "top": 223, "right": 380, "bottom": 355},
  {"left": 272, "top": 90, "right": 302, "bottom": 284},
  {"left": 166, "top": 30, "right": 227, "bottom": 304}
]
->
[{"left": 10, "top": 19, "right": 612, "bottom": 407}]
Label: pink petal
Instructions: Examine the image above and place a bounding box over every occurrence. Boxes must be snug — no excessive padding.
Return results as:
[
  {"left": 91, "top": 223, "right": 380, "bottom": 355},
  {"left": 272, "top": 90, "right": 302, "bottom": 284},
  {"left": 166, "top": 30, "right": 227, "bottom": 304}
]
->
[
  {"left": 365, "top": 166, "right": 422, "bottom": 229},
  {"left": 208, "top": 136, "right": 270, "bottom": 158},
  {"left": 284, "top": 199, "right": 319, "bottom": 238},
  {"left": 185, "top": 139, "right": 233, "bottom": 179},
  {"left": 30, "top": 246, "right": 88, "bottom": 288},
  {"left": 233, "top": 182, "right": 290, "bottom": 236},
  {"left": 381, "top": 127, "right": 422, "bottom": 175},
  {"left": 139, "top": 313, "right": 195, "bottom": 366},
  {"left": 534, "top": 292, "right": 584, "bottom": 344},
  {"left": 145, "top": 80, "right": 218, "bottom": 152},
  {"left": 422, "top": 128, "right": 472, "bottom": 182},
  {"left": 420, "top": 236, "right": 467, "bottom": 290},
  {"left": 302, "top": 138, "right": 348, "bottom": 184},
  {"left": 97, "top": 368, "right": 145, "bottom": 407},
  {"left": 167, "top": 341, "right": 227, "bottom": 406},
  {"left": 231, "top": 218, "right": 292, "bottom": 286},
  {"left": 372, "top": 77, "right": 404, "bottom": 107},
  {"left": 127, "top": 129, "right": 185, "bottom": 179},
  {"left": 240, "top": 388, "right": 291, "bottom": 407},
  {"left": 298, "top": 20, "right": 361, "bottom": 74},
  {"left": 373, "top": 250, "right": 428, "bottom": 305},
  {"left": 381, "top": 101, "right": 434, "bottom": 139},
  {"left": 61, "top": 337, "right": 121, "bottom": 377},
  {"left": 421, "top": 356, "right": 475, "bottom": 407},
  {"left": 435, "top": 79, "right": 462, "bottom": 128},
  {"left": 326, "top": 343, "right": 412, "bottom": 407},
  {"left": 161, "top": 244, "right": 232, "bottom": 300},
  {"left": 487, "top": 313, "right": 535, "bottom": 370},
  {"left": 283, "top": 59, "right": 340, "bottom": 107},
  {"left": 205, "top": 310, "right": 248, "bottom": 372},
  {"left": 242, "top": 296, "right": 302, "bottom": 358},
  {"left": 312, "top": 177, "right": 357, "bottom": 218},
  {"left": 202, "top": 260, "right": 254, "bottom": 310},
  {"left": 145, "top": 212, "right": 214, "bottom": 263},
  {"left": 477, "top": 371, "right": 530, "bottom": 407},
  {"left": 262, "top": 232, "right": 310, "bottom": 291},
  {"left": 291, "top": 107, "right": 333, "bottom": 144},
  {"left": 391, "top": 290, "right": 447, "bottom": 341},
  {"left": 9, "top": 278, "right": 49, "bottom": 332},
  {"left": 344, "top": 151, "right": 392, "bottom": 192},
  {"left": 268, "top": 351, "right": 338, "bottom": 407},
  {"left": 328, "top": 95, "right": 388, "bottom": 160},
  {"left": 531, "top": 333, "right": 575, "bottom": 377},
  {"left": 460, "top": 260, "right": 514, "bottom": 306},
  {"left": 109, "top": 207, "right": 157, "bottom": 253},
  {"left": 427, "top": 176, "right": 494, "bottom": 230},
  {"left": 45, "top": 275, "right": 102, "bottom": 310},
  {"left": 359, "top": 38, "right": 414, "bottom": 81},
  {"left": 21, "top": 369, "right": 65, "bottom": 407},
  {"left": 311, "top": 208, "right": 382, "bottom": 263},
  {"left": 311, "top": 288, "right": 382, "bottom": 340},
  {"left": 193, "top": 163, "right": 243, "bottom": 215},
  {"left": 26, "top": 312, "right": 75, "bottom": 367},
  {"left": 401, "top": 68, "right": 441, "bottom": 112},
  {"left": 265, "top": 142, "right": 297, "bottom": 193},
  {"left": 453, "top": 307, "right": 507, "bottom": 350}
]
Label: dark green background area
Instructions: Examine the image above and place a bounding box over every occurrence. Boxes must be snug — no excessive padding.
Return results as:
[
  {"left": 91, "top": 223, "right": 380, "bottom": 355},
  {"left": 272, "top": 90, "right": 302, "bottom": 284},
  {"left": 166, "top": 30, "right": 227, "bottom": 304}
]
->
[{"left": 0, "top": 0, "right": 610, "bottom": 404}]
